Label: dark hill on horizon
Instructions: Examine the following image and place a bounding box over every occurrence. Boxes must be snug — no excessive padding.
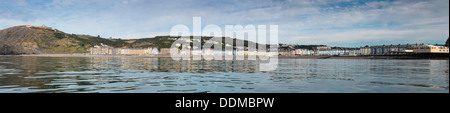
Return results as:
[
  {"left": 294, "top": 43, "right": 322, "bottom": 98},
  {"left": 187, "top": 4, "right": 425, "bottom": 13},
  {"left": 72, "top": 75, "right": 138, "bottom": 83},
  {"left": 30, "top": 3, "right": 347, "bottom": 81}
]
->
[
  {"left": 0, "top": 25, "right": 260, "bottom": 55},
  {"left": 0, "top": 25, "right": 120, "bottom": 55}
]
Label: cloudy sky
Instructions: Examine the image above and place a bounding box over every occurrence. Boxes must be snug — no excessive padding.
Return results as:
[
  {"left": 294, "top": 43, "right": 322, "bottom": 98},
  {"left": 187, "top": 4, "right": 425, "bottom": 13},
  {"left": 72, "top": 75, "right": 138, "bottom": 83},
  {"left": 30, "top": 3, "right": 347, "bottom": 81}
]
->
[{"left": 0, "top": 0, "right": 448, "bottom": 47}]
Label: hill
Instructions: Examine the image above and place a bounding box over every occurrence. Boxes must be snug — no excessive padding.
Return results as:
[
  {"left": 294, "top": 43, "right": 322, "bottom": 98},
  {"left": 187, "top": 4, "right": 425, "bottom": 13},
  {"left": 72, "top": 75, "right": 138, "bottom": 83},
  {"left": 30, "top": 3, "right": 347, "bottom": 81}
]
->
[
  {"left": 0, "top": 25, "right": 125, "bottom": 54},
  {"left": 0, "top": 25, "right": 262, "bottom": 55}
]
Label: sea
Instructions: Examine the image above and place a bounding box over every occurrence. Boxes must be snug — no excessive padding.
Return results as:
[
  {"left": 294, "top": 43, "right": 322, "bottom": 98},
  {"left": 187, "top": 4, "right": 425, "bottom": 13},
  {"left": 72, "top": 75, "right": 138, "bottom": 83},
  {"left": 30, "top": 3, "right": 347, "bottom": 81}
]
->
[{"left": 0, "top": 56, "right": 448, "bottom": 93}]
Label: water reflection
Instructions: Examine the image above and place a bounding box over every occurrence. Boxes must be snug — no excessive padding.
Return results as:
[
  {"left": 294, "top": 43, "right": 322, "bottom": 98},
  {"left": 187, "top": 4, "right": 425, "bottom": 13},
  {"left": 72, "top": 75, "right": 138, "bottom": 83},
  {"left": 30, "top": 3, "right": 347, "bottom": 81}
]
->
[
  {"left": 0, "top": 56, "right": 448, "bottom": 93},
  {"left": 87, "top": 57, "right": 259, "bottom": 73}
]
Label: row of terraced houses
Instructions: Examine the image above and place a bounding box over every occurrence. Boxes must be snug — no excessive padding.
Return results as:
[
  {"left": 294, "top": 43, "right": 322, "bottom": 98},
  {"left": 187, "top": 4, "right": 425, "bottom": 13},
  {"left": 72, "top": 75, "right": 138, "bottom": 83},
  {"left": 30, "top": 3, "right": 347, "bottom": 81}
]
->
[{"left": 89, "top": 37, "right": 449, "bottom": 56}]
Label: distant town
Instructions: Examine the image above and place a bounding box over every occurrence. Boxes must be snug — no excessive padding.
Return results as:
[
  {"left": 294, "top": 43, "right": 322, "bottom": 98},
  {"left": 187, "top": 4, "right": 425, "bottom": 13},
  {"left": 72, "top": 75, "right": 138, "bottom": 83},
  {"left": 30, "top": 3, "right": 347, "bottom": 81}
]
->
[
  {"left": 1, "top": 25, "right": 448, "bottom": 58},
  {"left": 90, "top": 36, "right": 449, "bottom": 58}
]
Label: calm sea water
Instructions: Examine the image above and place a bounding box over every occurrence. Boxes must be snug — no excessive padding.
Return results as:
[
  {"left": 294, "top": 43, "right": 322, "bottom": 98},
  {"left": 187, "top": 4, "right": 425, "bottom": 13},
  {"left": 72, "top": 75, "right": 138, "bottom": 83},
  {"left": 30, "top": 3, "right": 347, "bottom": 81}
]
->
[{"left": 0, "top": 56, "right": 448, "bottom": 93}]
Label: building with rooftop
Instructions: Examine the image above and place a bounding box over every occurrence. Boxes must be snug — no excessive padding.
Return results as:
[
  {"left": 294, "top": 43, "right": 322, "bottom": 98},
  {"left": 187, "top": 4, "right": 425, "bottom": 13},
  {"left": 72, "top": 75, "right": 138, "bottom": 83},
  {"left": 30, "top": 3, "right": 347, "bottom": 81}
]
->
[
  {"left": 413, "top": 45, "right": 449, "bottom": 54},
  {"left": 89, "top": 44, "right": 155, "bottom": 55}
]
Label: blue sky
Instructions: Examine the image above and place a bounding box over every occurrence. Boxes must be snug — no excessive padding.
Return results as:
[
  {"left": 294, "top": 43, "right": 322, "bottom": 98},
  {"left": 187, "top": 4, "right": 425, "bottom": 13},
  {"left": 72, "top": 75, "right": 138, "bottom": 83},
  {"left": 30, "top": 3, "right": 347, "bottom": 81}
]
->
[{"left": 0, "top": 0, "right": 448, "bottom": 47}]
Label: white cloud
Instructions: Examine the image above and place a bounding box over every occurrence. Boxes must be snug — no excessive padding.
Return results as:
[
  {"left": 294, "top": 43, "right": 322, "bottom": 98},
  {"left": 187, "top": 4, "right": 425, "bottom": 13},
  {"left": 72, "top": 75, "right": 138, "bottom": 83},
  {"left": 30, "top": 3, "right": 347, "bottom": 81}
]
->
[{"left": 0, "top": 0, "right": 448, "bottom": 46}]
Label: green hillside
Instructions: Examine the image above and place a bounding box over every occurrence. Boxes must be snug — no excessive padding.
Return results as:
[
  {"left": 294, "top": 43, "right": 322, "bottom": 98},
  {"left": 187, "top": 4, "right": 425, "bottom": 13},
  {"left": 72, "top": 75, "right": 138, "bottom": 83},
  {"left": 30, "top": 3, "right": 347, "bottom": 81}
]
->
[{"left": 0, "top": 25, "right": 263, "bottom": 55}]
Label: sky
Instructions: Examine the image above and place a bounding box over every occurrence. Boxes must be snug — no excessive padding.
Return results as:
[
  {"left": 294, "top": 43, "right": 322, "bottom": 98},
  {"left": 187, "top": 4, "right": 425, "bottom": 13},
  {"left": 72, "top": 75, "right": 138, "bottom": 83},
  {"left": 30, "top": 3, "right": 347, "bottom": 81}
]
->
[{"left": 0, "top": 0, "right": 448, "bottom": 47}]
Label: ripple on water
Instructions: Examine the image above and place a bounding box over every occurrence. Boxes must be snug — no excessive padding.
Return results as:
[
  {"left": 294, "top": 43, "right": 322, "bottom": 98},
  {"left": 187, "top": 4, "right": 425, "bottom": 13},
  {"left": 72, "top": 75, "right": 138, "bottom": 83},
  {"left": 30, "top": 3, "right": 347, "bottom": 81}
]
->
[{"left": 0, "top": 57, "right": 448, "bottom": 93}]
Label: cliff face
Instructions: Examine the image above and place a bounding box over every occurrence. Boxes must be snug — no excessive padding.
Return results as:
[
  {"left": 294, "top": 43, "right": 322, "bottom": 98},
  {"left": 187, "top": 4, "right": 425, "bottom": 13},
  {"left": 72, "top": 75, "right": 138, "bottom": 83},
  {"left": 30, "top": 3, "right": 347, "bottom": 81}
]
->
[
  {"left": 1, "top": 26, "right": 51, "bottom": 54},
  {"left": 0, "top": 26, "right": 88, "bottom": 55}
]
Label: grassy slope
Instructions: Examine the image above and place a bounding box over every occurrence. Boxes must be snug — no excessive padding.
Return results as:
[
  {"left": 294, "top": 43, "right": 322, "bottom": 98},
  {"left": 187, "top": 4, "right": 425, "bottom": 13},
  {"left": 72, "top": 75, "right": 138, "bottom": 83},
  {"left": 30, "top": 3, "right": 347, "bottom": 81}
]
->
[{"left": 1, "top": 26, "right": 263, "bottom": 54}]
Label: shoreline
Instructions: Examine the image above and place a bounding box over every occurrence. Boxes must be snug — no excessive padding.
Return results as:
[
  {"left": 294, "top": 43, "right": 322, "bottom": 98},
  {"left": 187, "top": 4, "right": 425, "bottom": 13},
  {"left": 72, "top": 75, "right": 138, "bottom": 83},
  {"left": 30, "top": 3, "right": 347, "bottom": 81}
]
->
[{"left": 1, "top": 54, "right": 448, "bottom": 60}]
